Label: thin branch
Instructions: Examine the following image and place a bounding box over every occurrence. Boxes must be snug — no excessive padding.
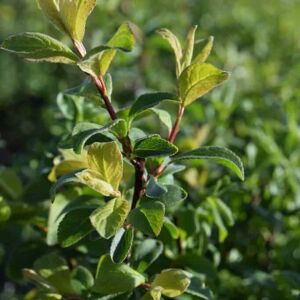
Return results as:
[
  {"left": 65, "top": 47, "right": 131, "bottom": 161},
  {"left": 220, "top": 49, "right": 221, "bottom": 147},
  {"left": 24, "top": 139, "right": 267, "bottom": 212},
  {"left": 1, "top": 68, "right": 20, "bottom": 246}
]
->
[
  {"left": 73, "top": 40, "right": 146, "bottom": 208},
  {"left": 154, "top": 103, "right": 185, "bottom": 177}
]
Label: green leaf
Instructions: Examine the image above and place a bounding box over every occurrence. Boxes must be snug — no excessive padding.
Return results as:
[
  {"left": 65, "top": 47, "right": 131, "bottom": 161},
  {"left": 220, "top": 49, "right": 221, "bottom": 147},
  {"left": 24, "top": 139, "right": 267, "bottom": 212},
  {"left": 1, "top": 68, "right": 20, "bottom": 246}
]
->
[
  {"left": 207, "top": 197, "right": 233, "bottom": 242},
  {"left": 157, "top": 28, "right": 182, "bottom": 77},
  {"left": 155, "top": 184, "right": 187, "bottom": 209},
  {"left": 93, "top": 255, "right": 145, "bottom": 295},
  {"left": 171, "top": 146, "right": 244, "bottom": 180},
  {"left": 75, "top": 142, "right": 123, "bottom": 197},
  {"left": 86, "top": 142, "right": 123, "bottom": 191},
  {"left": 132, "top": 239, "right": 164, "bottom": 273},
  {"left": 0, "top": 198, "right": 11, "bottom": 224},
  {"left": 110, "top": 228, "right": 134, "bottom": 263},
  {"left": 151, "top": 269, "right": 191, "bottom": 298},
  {"left": 181, "top": 25, "right": 197, "bottom": 71},
  {"left": 129, "top": 93, "right": 175, "bottom": 118},
  {"left": 72, "top": 121, "right": 120, "bottom": 154},
  {"left": 128, "top": 200, "right": 165, "bottom": 236},
  {"left": 179, "top": 63, "right": 229, "bottom": 106},
  {"left": 142, "top": 288, "right": 162, "bottom": 300},
  {"left": 146, "top": 176, "right": 168, "bottom": 198},
  {"left": 50, "top": 171, "right": 81, "bottom": 201},
  {"left": 107, "top": 22, "right": 136, "bottom": 51},
  {"left": 0, "top": 168, "right": 23, "bottom": 200},
  {"left": 193, "top": 36, "right": 214, "bottom": 64},
  {"left": 150, "top": 108, "right": 173, "bottom": 133},
  {"left": 34, "top": 253, "right": 74, "bottom": 294},
  {"left": 78, "top": 22, "right": 135, "bottom": 77},
  {"left": 214, "top": 197, "right": 234, "bottom": 226},
  {"left": 57, "top": 208, "right": 94, "bottom": 248},
  {"left": 76, "top": 169, "right": 120, "bottom": 197},
  {"left": 186, "top": 277, "right": 213, "bottom": 300},
  {"left": 71, "top": 266, "right": 94, "bottom": 295},
  {"left": 133, "top": 135, "right": 178, "bottom": 158},
  {"left": 90, "top": 198, "right": 130, "bottom": 239},
  {"left": 37, "top": 0, "right": 96, "bottom": 42},
  {"left": 110, "top": 119, "right": 128, "bottom": 139},
  {"left": 1, "top": 32, "right": 78, "bottom": 64},
  {"left": 163, "top": 217, "right": 179, "bottom": 239}
]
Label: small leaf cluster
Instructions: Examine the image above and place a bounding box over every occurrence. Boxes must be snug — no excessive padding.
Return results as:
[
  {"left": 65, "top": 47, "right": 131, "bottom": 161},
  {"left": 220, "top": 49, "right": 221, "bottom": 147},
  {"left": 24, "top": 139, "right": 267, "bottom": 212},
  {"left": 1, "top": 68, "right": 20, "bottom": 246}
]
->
[{"left": 1, "top": 1, "right": 244, "bottom": 299}]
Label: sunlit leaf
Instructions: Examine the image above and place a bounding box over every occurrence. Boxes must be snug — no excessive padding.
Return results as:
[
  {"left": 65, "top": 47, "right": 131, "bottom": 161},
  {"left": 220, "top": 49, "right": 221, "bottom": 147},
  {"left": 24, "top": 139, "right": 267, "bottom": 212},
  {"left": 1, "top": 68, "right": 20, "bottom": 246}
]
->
[
  {"left": 90, "top": 198, "right": 130, "bottom": 239},
  {"left": 37, "top": 0, "right": 96, "bottom": 42}
]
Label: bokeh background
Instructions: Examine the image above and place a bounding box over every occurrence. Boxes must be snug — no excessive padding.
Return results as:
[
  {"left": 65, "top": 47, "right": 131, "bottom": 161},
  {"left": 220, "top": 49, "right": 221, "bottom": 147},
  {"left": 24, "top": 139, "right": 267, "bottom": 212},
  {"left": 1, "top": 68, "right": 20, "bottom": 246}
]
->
[{"left": 1, "top": 0, "right": 300, "bottom": 299}]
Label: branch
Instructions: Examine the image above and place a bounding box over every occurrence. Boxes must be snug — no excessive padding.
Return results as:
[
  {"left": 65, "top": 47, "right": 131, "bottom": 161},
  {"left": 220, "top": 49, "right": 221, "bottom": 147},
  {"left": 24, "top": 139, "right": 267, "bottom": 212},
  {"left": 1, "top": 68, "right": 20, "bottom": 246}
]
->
[
  {"left": 73, "top": 40, "right": 146, "bottom": 208},
  {"left": 154, "top": 103, "right": 185, "bottom": 177}
]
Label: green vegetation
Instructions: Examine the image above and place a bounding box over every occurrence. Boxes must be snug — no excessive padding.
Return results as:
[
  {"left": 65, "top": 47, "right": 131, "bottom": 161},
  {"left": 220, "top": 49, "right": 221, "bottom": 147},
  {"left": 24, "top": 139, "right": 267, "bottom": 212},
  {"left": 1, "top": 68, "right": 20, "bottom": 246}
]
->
[{"left": 0, "top": 0, "right": 300, "bottom": 299}]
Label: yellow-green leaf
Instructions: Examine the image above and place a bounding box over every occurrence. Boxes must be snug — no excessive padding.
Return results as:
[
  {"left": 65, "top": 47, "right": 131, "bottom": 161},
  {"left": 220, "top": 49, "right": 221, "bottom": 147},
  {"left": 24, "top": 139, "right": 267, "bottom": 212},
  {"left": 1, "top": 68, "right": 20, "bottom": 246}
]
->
[
  {"left": 76, "top": 169, "right": 119, "bottom": 196},
  {"left": 90, "top": 198, "right": 130, "bottom": 239},
  {"left": 37, "top": 0, "right": 96, "bottom": 42},
  {"left": 157, "top": 28, "right": 182, "bottom": 78},
  {"left": 142, "top": 287, "right": 162, "bottom": 300},
  {"left": 152, "top": 269, "right": 191, "bottom": 298},
  {"left": 78, "top": 22, "right": 135, "bottom": 77},
  {"left": 179, "top": 63, "right": 229, "bottom": 106},
  {"left": 193, "top": 36, "right": 214, "bottom": 64},
  {"left": 86, "top": 142, "right": 123, "bottom": 191},
  {"left": 181, "top": 25, "right": 197, "bottom": 71}
]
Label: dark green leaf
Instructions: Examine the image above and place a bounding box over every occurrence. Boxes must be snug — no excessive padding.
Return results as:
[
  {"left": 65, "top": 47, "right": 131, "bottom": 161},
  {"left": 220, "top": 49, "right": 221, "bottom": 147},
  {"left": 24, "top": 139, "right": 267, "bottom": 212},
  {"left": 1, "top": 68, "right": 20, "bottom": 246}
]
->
[
  {"left": 50, "top": 171, "right": 81, "bottom": 201},
  {"left": 58, "top": 208, "right": 94, "bottom": 248},
  {"left": 129, "top": 93, "right": 175, "bottom": 118},
  {"left": 132, "top": 239, "right": 164, "bottom": 273},
  {"left": 72, "top": 121, "right": 121, "bottom": 154},
  {"left": 171, "top": 146, "right": 244, "bottom": 180},
  {"left": 133, "top": 135, "right": 178, "bottom": 158},
  {"left": 110, "top": 228, "right": 134, "bottom": 263}
]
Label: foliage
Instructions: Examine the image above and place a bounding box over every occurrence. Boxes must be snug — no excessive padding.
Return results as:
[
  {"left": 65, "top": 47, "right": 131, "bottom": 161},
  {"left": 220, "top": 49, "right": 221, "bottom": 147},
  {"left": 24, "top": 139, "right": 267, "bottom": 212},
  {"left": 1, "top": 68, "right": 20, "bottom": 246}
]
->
[{"left": 1, "top": 0, "right": 300, "bottom": 300}]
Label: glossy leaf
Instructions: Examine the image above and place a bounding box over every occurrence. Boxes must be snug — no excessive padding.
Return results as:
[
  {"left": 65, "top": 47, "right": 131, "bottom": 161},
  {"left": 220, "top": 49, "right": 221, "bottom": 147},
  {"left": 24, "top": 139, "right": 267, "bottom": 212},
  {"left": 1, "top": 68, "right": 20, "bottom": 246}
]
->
[
  {"left": 93, "top": 255, "right": 145, "bottom": 295},
  {"left": 152, "top": 269, "right": 191, "bottom": 298},
  {"left": 1, "top": 32, "right": 78, "bottom": 64},
  {"left": 133, "top": 135, "right": 178, "bottom": 158},
  {"left": 179, "top": 63, "right": 229, "bottom": 106},
  {"left": 171, "top": 146, "right": 244, "bottom": 180},
  {"left": 128, "top": 200, "right": 165, "bottom": 236},
  {"left": 57, "top": 208, "right": 94, "bottom": 247},
  {"left": 37, "top": 0, "right": 96, "bottom": 42},
  {"left": 90, "top": 198, "right": 130, "bottom": 239},
  {"left": 110, "top": 227, "right": 134, "bottom": 263},
  {"left": 150, "top": 108, "right": 173, "bottom": 133}
]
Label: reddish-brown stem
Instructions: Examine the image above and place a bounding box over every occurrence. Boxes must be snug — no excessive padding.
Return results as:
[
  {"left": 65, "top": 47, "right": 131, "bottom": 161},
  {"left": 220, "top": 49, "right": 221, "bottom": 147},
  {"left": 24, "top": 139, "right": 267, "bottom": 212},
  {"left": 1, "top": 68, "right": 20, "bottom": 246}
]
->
[
  {"left": 168, "top": 103, "right": 185, "bottom": 143},
  {"left": 154, "top": 103, "right": 185, "bottom": 177}
]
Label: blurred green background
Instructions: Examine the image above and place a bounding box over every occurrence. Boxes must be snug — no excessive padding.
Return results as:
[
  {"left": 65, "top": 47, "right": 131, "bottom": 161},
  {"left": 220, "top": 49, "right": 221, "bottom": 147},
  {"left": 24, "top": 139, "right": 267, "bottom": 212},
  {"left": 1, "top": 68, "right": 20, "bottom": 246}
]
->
[{"left": 1, "top": 0, "right": 300, "bottom": 299}]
